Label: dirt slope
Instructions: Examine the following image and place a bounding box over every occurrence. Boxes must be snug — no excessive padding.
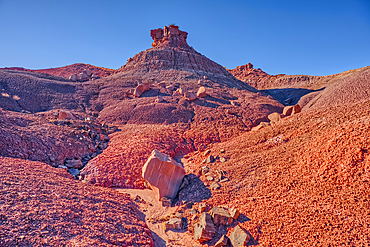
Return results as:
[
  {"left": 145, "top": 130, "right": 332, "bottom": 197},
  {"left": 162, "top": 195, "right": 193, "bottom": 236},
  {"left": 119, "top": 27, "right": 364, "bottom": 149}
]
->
[
  {"left": 0, "top": 157, "right": 153, "bottom": 246},
  {"left": 183, "top": 99, "right": 370, "bottom": 246},
  {"left": 0, "top": 63, "right": 115, "bottom": 78}
]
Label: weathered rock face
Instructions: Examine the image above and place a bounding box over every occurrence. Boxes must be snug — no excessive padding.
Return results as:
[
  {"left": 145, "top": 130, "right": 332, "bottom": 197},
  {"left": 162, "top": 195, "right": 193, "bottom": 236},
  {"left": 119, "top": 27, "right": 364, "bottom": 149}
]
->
[
  {"left": 151, "top": 25, "right": 189, "bottom": 48},
  {"left": 142, "top": 150, "right": 186, "bottom": 200}
]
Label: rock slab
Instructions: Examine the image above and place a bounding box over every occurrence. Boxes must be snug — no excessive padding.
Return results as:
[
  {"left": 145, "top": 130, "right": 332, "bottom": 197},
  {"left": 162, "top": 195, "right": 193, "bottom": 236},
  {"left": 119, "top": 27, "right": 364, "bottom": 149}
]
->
[
  {"left": 142, "top": 150, "right": 185, "bottom": 200},
  {"left": 210, "top": 206, "right": 233, "bottom": 225},
  {"left": 229, "top": 225, "right": 250, "bottom": 246}
]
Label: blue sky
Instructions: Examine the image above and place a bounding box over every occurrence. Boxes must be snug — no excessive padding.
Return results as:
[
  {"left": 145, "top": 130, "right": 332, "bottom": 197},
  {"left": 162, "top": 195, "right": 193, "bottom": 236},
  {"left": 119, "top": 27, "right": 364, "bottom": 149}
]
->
[{"left": 0, "top": 0, "right": 369, "bottom": 76}]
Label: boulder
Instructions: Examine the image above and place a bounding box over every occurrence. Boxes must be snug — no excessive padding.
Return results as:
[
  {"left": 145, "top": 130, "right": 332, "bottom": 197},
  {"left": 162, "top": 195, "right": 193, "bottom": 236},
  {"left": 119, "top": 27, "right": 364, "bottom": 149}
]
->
[
  {"left": 283, "top": 104, "right": 301, "bottom": 116},
  {"left": 194, "top": 213, "right": 216, "bottom": 242},
  {"left": 164, "top": 217, "right": 182, "bottom": 230},
  {"left": 229, "top": 225, "right": 250, "bottom": 246},
  {"left": 78, "top": 71, "right": 89, "bottom": 81},
  {"left": 142, "top": 150, "right": 185, "bottom": 200},
  {"left": 197, "top": 87, "right": 207, "bottom": 98},
  {"left": 58, "top": 110, "right": 76, "bottom": 120},
  {"left": 268, "top": 112, "right": 281, "bottom": 124},
  {"left": 209, "top": 206, "right": 233, "bottom": 225},
  {"left": 251, "top": 124, "right": 264, "bottom": 131},
  {"left": 184, "top": 91, "right": 197, "bottom": 101},
  {"left": 84, "top": 69, "right": 92, "bottom": 77},
  {"left": 69, "top": 74, "right": 77, "bottom": 81},
  {"left": 133, "top": 83, "right": 150, "bottom": 97}
]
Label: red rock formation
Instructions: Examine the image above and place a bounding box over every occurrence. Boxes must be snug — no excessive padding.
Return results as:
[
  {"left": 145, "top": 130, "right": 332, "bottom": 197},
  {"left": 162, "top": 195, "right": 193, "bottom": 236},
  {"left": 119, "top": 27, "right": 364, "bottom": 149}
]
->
[{"left": 150, "top": 25, "right": 189, "bottom": 48}]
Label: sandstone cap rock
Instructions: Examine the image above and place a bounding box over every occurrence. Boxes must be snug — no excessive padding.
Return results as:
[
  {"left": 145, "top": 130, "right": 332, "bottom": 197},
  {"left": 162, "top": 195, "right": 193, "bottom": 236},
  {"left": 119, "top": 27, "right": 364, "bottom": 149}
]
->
[{"left": 142, "top": 150, "right": 185, "bottom": 200}]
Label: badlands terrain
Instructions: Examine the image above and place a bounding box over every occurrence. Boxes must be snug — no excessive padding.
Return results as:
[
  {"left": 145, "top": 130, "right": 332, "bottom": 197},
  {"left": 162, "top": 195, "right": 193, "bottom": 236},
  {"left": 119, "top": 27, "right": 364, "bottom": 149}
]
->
[{"left": 0, "top": 25, "right": 369, "bottom": 246}]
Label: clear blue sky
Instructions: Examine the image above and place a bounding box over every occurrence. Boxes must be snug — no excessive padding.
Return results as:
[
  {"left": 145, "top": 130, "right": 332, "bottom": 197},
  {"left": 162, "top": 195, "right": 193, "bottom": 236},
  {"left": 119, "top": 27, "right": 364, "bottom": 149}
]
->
[{"left": 0, "top": 0, "right": 369, "bottom": 76}]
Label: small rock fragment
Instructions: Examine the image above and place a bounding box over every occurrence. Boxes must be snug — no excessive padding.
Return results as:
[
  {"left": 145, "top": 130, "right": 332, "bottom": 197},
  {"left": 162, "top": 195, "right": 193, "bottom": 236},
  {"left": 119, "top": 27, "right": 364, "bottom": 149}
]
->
[
  {"left": 210, "top": 182, "right": 221, "bottom": 190},
  {"left": 219, "top": 157, "right": 227, "bottom": 163},
  {"left": 199, "top": 202, "right": 207, "bottom": 213},
  {"left": 210, "top": 206, "right": 233, "bottom": 225},
  {"left": 207, "top": 155, "right": 215, "bottom": 163},
  {"left": 206, "top": 176, "right": 214, "bottom": 181},
  {"left": 229, "top": 225, "right": 251, "bottom": 246},
  {"left": 184, "top": 91, "right": 197, "bottom": 101},
  {"left": 229, "top": 207, "right": 240, "bottom": 220}
]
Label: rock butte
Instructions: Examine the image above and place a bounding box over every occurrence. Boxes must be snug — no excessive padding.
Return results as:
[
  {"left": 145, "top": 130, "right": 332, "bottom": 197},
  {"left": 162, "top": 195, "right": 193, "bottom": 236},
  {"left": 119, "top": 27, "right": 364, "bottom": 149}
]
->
[{"left": 0, "top": 25, "right": 369, "bottom": 246}]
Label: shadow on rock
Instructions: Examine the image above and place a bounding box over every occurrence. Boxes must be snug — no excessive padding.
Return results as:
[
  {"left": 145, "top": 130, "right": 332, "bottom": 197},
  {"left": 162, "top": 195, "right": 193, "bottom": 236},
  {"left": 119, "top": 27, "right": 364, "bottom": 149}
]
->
[
  {"left": 262, "top": 87, "right": 324, "bottom": 106},
  {"left": 175, "top": 174, "right": 212, "bottom": 205},
  {"left": 151, "top": 230, "right": 166, "bottom": 247}
]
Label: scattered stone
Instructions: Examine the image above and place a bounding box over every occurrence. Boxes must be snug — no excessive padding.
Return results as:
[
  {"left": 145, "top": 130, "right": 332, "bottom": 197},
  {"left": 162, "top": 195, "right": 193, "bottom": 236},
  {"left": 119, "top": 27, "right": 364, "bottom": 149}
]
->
[
  {"left": 58, "top": 111, "right": 75, "bottom": 120},
  {"left": 210, "top": 182, "right": 221, "bottom": 190},
  {"left": 165, "top": 217, "right": 182, "bottom": 231},
  {"left": 207, "top": 155, "right": 215, "bottom": 163},
  {"left": 65, "top": 158, "right": 83, "bottom": 169},
  {"left": 161, "top": 197, "right": 172, "bottom": 207},
  {"left": 229, "top": 207, "right": 240, "bottom": 220},
  {"left": 220, "top": 149, "right": 225, "bottom": 153},
  {"left": 194, "top": 213, "right": 216, "bottom": 242},
  {"left": 57, "top": 165, "right": 68, "bottom": 169},
  {"left": 206, "top": 175, "right": 214, "bottom": 181},
  {"left": 219, "top": 157, "right": 227, "bottom": 163},
  {"left": 69, "top": 74, "right": 77, "bottom": 81},
  {"left": 155, "top": 95, "right": 164, "bottom": 103},
  {"left": 78, "top": 71, "right": 89, "bottom": 81},
  {"left": 184, "top": 91, "right": 197, "bottom": 101},
  {"left": 210, "top": 207, "right": 233, "bottom": 225},
  {"left": 229, "top": 225, "right": 250, "bottom": 246},
  {"left": 215, "top": 235, "right": 230, "bottom": 247},
  {"left": 231, "top": 101, "right": 241, "bottom": 106},
  {"left": 199, "top": 202, "right": 207, "bottom": 213},
  {"left": 251, "top": 125, "right": 264, "bottom": 131},
  {"left": 133, "top": 83, "right": 150, "bottom": 97},
  {"left": 203, "top": 150, "right": 211, "bottom": 156},
  {"left": 268, "top": 112, "right": 281, "bottom": 124},
  {"left": 142, "top": 150, "right": 185, "bottom": 200},
  {"left": 220, "top": 178, "right": 230, "bottom": 183},
  {"left": 158, "top": 81, "right": 166, "bottom": 88},
  {"left": 283, "top": 104, "right": 301, "bottom": 116},
  {"left": 166, "top": 85, "right": 175, "bottom": 91},
  {"left": 202, "top": 166, "right": 209, "bottom": 175},
  {"left": 197, "top": 87, "right": 207, "bottom": 98},
  {"left": 190, "top": 209, "right": 197, "bottom": 215}
]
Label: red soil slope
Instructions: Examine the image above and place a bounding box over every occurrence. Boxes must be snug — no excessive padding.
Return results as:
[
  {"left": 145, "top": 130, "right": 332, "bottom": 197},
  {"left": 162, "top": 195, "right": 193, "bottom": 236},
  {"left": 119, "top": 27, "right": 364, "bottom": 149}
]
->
[
  {"left": 0, "top": 63, "right": 115, "bottom": 78},
  {"left": 184, "top": 99, "right": 370, "bottom": 246},
  {"left": 0, "top": 157, "right": 153, "bottom": 246}
]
